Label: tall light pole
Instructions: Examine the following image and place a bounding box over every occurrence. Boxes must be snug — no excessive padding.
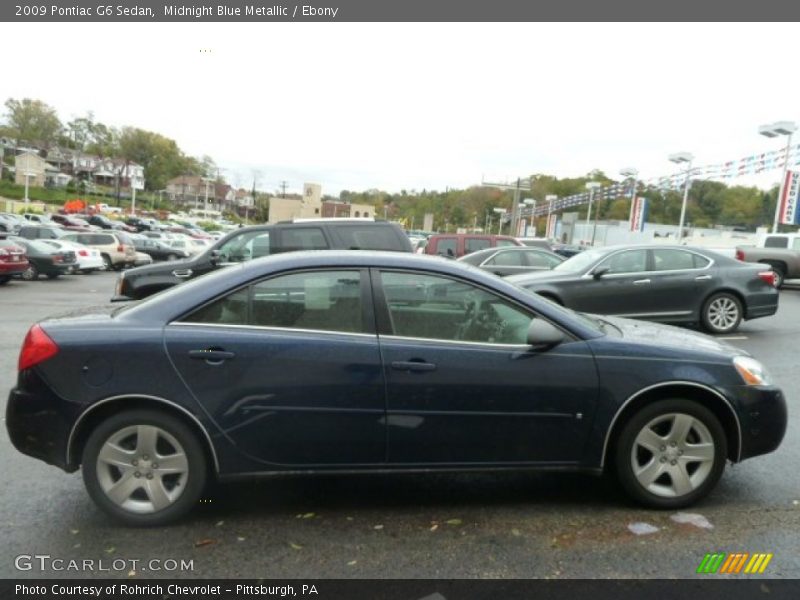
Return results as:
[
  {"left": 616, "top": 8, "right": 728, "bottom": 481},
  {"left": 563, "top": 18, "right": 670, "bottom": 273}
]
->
[
  {"left": 545, "top": 194, "right": 557, "bottom": 239},
  {"left": 202, "top": 177, "right": 212, "bottom": 215},
  {"left": 620, "top": 167, "right": 639, "bottom": 228},
  {"left": 522, "top": 198, "right": 535, "bottom": 236},
  {"left": 759, "top": 121, "right": 797, "bottom": 233},
  {"left": 669, "top": 152, "right": 694, "bottom": 241},
  {"left": 584, "top": 182, "right": 601, "bottom": 245},
  {"left": 493, "top": 207, "right": 506, "bottom": 235}
]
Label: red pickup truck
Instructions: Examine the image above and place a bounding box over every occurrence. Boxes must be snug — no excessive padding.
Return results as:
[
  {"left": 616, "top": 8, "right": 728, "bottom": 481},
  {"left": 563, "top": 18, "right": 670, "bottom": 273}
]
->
[{"left": 424, "top": 234, "right": 523, "bottom": 258}]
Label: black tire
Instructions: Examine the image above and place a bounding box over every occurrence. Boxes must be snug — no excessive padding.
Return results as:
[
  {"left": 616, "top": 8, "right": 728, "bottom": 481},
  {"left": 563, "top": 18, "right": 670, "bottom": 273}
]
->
[
  {"left": 771, "top": 266, "right": 785, "bottom": 289},
  {"left": 701, "top": 292, "right": 742, "bottom": 334},
  {"left": 47, "top": 273, "right": 60, "bottom": 280},
  {"left": 0, "top": 276, "right": 10, "bottom": 285},
  {"left": 614, "top": 398, "right": 727, "bottom": 509},
  {"left": 101, "top": 254, "right": 113, "bottom": 271},
  {"left": 21, "top": 264, "right": 39, "bottom": 281},
  {"left": 81, "top": 409, "right": 207, "bottom": 526}
]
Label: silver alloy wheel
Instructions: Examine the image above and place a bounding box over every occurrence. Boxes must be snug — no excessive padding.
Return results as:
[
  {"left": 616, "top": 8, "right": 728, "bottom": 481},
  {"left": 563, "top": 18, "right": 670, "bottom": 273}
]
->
[
  {"left": 95, "top": 425, "right": 189, "bottom": 514},
  {"left": 706, "top": 296, "right": 740, "bottom": 331},
  {"left": 631, "top": 412, "right": 715, "bottom": 498}
]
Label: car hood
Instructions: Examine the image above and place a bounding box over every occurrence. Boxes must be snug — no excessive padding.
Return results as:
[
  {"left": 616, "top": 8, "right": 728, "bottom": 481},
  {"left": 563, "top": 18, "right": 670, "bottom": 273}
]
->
[{"left": 597, "top": 315, "right": 745, "bottom": 358}]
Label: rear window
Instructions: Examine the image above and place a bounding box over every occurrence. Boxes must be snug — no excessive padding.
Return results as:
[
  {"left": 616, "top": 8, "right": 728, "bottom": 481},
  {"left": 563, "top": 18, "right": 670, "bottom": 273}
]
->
[
  {"left": 336, "top": 225, "right": 404, "bottom": 251},
  {"left": 434, "top": 237, "right": 457, "bottom": 257}
]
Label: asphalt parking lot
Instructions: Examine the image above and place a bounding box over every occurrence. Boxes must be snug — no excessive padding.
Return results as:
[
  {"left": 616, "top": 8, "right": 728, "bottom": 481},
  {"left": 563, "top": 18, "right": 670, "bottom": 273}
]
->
[{"left": 0, "top": 271, "right": 798, "bottom": 579}]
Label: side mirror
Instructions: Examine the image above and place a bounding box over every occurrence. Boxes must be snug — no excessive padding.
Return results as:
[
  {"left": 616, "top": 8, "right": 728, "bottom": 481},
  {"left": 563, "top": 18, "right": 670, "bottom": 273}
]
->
[
  {"left": 592, "top": 266, "right": 610, "bottom": 279},
  {"left": 526, "top": 319, "right": 565, "bottom": 349},
  {"left": 209, "top": 249, "right": 221, "bottom": 265}
]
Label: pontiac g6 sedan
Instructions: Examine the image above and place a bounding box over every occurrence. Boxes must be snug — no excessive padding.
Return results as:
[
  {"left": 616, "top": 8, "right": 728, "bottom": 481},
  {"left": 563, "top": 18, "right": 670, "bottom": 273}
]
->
[{"left": 6, "top": 252, "right": 787, "bottom": 525}]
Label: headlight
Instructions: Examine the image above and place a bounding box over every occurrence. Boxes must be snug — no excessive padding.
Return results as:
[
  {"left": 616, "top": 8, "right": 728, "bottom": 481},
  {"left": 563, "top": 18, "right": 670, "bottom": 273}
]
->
[{"left": 733, "top": 356, "right": 771, "bottom": 386}]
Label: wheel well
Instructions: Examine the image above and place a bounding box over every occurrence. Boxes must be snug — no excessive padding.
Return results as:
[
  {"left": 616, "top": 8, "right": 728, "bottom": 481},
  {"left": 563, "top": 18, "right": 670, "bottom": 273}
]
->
[
  {"left": 537, "top": 291, "right": 563, "bottom": 305},
  {"left": 701, "top": 288, "right": 746, "bottom": 313},
  {"left": 68, "top": 397, "right": 218, "bottom": 476},
  {"left": 759, "top": 259, "right": 787, "bottom": 274},
  {"left": 604, "top": 384, "right": 740, "bottom": 469}
]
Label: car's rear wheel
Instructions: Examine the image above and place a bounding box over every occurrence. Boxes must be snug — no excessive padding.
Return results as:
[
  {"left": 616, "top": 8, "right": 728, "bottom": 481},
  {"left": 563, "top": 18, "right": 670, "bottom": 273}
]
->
[
  {"left": 0, "top": 275, "right": 10, "bottom": 285},
  {"left": 82, "top": 410, "right": 207, "bottom": 526},
  {"left": 101, "top": 254, "right": 112, "bottom": 270},
  {"left": 771, "top": 266, "right": 785, "bottom": 289},
  {"left": 615, "top": 399, "right": 726, "bottom": 508},
  {"left": 701, "top": 292, "right": 742, "bottom": 334},
  {"left": 21, "top": 264, "right": 38, "bottom": 281}
]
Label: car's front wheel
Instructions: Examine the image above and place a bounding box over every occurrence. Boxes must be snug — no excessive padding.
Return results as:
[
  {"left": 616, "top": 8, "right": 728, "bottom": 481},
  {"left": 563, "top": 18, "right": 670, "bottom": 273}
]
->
[
  {"left": 701, "top": 292, "right": 742, "bottom": 334},
  {"left": 615, "top": 399, "right": 727, "bottom": 508},
  {"left": 21, "top": 264, "right": 38, "bottom": 281},
  {"left": 82, "top": 409, "right": 207, "bottom": 526}
]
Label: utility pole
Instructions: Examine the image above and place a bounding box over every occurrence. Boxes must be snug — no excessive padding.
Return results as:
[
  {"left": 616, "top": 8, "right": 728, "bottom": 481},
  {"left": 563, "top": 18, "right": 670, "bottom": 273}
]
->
[
  {"left": 280, "top": 181, "right": 288, "bottom": 198},
  {"left": 482, "top": 176, "right": 533, "bottom": 236}
]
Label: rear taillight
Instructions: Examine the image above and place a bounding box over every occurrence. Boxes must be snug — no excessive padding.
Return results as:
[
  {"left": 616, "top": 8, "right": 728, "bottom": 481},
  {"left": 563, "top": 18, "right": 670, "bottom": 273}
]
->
[
  {"left": 79, "top": 250, "right": 88, "bottom": 256},
  {"left": 117, "top": 244, "right": 124, "bottom": 252},
  {"left": 52, "top": 255, "right": 63, "bottom": 264},
  {"left": 757, "top": 271, "right": 776, "bottom": 286},
  {"left": 735, "top": 249, "right": 745, "bottom": 261},
  {"left": 18, "top": 325, "right": 59, "bottom": 371}
]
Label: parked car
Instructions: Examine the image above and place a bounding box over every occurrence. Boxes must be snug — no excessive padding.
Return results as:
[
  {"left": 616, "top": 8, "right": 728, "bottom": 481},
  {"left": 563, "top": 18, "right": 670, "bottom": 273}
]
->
[
  {"left": 22, "top": 213, "right": 47, "bottom": 224},
  {"left": 48, "top": 213, "right": 92, "bottom": 231},
  {"left": 41, "top": 239, "right": 104, "bottom": 274},
  {"left": 0, "top": 239, "right": 29, "bottom": 284},
  {"left": 508, "top": 245, "right": 778, "bottom": 334},
  {"left": 114, "top": 219, "right": 413, "bottom": 301},
  {"left": 10, "top": 238, "right": 76, "bottom": 280},
  {"left": 87, "top": 214, "right": 116, "bottom": 230},
  {"left": 6, "top": 251, "right": 787, "bottom": 525},
  {"left": 735, "top": 233, "right": 800, "bottom": 288},
  {"left": 0, "top": 213, "right": 23, "bottom": 234},
  {"left": 132, "top": 236, "right": 190, "bottom": 261},
  {"left": 60, "top": 231, "right": 137, "bottom": 271},
  {"left": 424, "top": 234, "right": 523, "bottom": 258},
  {"left": 134, "top": 251, "right": 154, "bottom": 267},
  {"left": 458, "top": 246, "right": 565, "bottom": 277},
  {"left": 517, "top": 237, "right": 554, "bottom": 251},
  {"left": 551, "top": 242, "right": 587, "bottom": 258},
  {"left": 17, "top": 224, "right": 66, "bottom": 241}
]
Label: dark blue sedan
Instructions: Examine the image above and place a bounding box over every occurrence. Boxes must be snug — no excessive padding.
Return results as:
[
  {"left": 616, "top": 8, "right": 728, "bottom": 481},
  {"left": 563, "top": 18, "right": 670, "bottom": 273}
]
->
[{"left": 6, "top": 251, "right": 787, "bottom": 525}]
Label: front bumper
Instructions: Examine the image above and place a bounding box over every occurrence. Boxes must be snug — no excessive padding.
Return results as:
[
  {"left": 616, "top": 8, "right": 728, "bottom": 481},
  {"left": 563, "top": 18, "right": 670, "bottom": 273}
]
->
[{"left": 733, "top": 385, "right": 787, "bottom": 461}]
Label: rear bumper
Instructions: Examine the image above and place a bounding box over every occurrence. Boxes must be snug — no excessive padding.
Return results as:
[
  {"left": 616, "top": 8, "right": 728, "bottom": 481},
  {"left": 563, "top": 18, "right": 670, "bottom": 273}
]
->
[
  {"left": 744, "top": 292, "right": 779, "bottom": 320},
  {"left": 6, "top": 371, "right": 77, "bottom": 472},
  {"left": 0, "top": 262, "right": 28, "bottom": 275}
]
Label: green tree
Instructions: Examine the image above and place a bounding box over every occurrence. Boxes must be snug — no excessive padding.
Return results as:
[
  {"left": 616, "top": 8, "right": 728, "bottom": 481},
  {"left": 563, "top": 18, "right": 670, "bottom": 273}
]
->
[{"left": 3, "top": 97, "right": 63, "bottom": 147}]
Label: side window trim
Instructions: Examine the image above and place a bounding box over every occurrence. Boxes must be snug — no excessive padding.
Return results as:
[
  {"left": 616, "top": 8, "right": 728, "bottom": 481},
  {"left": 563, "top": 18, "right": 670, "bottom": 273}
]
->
[{"left": 649, "top": 248, "right": 714, "bottom": 274}]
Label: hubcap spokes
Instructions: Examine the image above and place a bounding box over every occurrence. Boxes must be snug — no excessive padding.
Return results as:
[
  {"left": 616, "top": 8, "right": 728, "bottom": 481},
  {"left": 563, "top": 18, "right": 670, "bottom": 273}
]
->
[
  {"left": 632, "top": 413, "right": 715, "bottom": 498},
  {"left": 709, "top": 298, "right": 738, "bottom": 330},
  {"left": 96, "top": 425, "right": 189, "bottom": 513}
]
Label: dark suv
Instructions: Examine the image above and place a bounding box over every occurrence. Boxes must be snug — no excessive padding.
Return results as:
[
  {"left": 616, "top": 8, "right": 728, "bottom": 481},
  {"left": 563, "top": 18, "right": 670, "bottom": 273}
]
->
[{"left": 113, "top": 219, "right": 413, "bottom": 300}]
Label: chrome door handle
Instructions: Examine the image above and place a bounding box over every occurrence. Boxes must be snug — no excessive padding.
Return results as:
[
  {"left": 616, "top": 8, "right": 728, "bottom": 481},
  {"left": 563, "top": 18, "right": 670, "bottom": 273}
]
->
[
  {"left": 391, "top": 360, "right": 436, "bottom": 372},
  {"left": 695, "top": 275, "right": 712, "bottom": 281},
  {"left": 173, "top": 269, "right": 193, "bottom": 278},
  {"left": 632, "top": 279, "right": 651, "bottom": 285}
]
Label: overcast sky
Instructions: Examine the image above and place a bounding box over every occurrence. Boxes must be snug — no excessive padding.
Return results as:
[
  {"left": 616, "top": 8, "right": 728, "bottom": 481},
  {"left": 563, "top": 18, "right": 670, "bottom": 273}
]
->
[{"left": 2, "top": 22, "right": 797, "bottom": 196}]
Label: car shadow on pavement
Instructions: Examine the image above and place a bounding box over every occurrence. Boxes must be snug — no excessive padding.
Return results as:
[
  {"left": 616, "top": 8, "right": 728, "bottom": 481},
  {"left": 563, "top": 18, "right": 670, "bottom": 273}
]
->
[{"left": 193, "top": 471, "right": 626, "bottom": 519}]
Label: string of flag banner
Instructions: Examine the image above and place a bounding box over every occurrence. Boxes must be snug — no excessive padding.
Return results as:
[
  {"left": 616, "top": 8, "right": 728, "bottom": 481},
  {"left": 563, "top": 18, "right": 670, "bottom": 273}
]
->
[{"left": 531, "top": 144, "right": 800, "bottom": 219}]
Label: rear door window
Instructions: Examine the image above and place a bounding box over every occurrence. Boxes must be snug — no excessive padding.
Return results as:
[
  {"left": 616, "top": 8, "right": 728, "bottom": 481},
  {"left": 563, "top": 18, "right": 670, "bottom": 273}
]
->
[
  {"left": 335, "top": 225, "right": 403, "bottom": 251},
  {"left": 465, "top": 238, "right": 491, "bottom": 254},
  {"left": 277, "top": 228, "right": 329, "bottom": 253},
  {"left": 434, "top": 237, "right": 457, "bottom": 257}
]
